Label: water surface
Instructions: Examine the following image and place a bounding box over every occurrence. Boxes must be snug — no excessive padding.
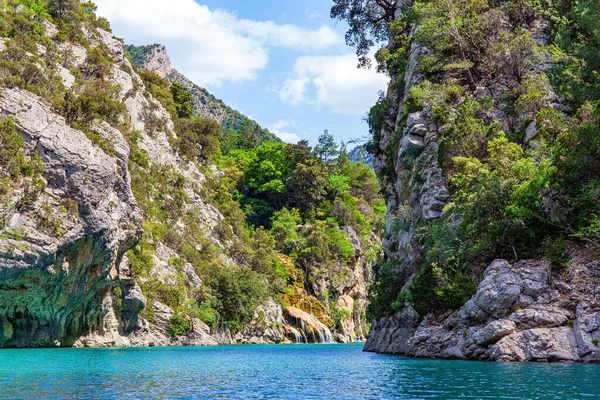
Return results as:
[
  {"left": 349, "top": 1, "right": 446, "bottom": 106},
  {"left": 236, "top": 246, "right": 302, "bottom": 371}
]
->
[{"left": 0, "top": 343, "right": 599, "bottom": 399}]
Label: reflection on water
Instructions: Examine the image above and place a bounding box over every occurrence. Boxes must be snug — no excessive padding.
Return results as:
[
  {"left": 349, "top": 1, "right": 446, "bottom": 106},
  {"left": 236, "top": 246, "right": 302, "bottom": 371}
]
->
[{"left": 0, "top": 344, "right": 599, "bottom": 399}]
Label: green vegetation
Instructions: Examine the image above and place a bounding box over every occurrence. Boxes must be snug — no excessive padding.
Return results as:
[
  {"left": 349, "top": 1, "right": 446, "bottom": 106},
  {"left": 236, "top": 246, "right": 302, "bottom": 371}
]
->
[
  {"left": 124, "top": 49, "right": 385, "bottom": 335},
  {"left": 0, "top": 0, "right": 385, "bottom": 338},
  {"left": 335, "top": 0, "right": 600, "bottom": 319}
]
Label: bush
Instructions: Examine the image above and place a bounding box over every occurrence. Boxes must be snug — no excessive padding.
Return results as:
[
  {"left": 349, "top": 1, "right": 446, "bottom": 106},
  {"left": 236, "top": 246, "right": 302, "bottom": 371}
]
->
[
  {"left": 205, "top": 264, "right": 268, "bottom": 333},
  {"left": 169, "top": 312, "right": 191, "bottom": 337},
  {"left": 137, "top": 70, "right": 177, "bottom": 119},
  {"left": 55, "top": 79, "right": 126, "bottom": 155},
  {"left": 0, "top": 117, "right": 25, "bottom": 180},
  {"left": 544, "top": 237, "right": 571, "bottom": 270}
]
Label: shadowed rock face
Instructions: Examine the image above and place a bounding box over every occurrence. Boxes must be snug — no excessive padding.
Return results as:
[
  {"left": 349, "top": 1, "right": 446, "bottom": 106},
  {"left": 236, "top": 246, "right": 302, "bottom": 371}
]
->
[{"left": 0, "top": 87, "right": 143, "bottom": 347}]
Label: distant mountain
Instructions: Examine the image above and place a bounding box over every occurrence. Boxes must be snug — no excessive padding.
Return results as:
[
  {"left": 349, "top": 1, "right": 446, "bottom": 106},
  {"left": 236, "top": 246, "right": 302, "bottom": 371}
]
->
[
  {"left": 348, "top": 145, "right": 374, "bottom": 169},
  {"left": 125, "top": 44, "right": 278, "bottom": 142}
]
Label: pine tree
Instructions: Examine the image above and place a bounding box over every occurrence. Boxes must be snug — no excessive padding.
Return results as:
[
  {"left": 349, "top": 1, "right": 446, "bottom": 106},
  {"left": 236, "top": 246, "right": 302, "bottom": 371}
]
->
[{"left": 314, "top": 130, "right": 339, "bottom": 164}]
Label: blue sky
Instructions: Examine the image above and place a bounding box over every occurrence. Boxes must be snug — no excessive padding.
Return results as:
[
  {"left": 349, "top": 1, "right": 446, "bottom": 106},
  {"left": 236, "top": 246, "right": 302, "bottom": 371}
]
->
[{"left": 94, "top": 0, "right": 389, "bottom": 147}]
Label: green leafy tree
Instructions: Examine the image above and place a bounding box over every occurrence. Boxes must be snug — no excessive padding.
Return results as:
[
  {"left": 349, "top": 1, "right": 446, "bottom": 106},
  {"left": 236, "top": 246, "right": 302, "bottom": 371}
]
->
[
  {"left": 206, "top": 264, "right": 269, "bottom": 333},
  {"left": 175, "top": 117, "right": 221, "bottom": 160},
  {"left": 48, "top": 0, "right": 77, "bottom": 18},
  {"left": 287, "top": 158, "right": 329, "bottom": 213},
  {"left": 270, "top": 207, "right": 302, "bottom": 252},
  {"left": 170, "top": 81, "right": 194, "bottom": 119},
  {"left": 331, "top": 0, "right": 399, "bottom": 68}
]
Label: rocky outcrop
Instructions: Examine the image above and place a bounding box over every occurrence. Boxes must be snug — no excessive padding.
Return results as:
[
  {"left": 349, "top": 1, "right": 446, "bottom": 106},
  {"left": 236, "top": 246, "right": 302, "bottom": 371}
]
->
[
  {"left": 236, "top": 298, "right": 284, "bottom": 344},
  {"left": 1, "top": 22, "right": 236, "bottom": 347},
  {"left": 128, "top": 44, "right": 172, "bottom": 78},
  {"left": 364, "top": 0, "right": 590, "bottom": 362},
  {"left": 0, "top": 85, "right": 143, "bottom": 347},
  {"left": 367, "top": 249, "right": 600, "bottom": 362}
]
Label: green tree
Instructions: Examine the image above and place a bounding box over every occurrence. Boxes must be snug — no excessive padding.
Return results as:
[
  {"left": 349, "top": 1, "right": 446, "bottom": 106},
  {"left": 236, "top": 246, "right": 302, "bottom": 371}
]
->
[
  {"left": 287, "top": 158, "right": 329, "bottom": 214},
  {"left": 314, "top": 130, "right": 339, "bottom": 164},
  {"left": 48, "top": 0, "right": 77, "bottom": 18},
  {"left": 206, "top": 264, "right": 268, "bottom": 333},
  {"left": 170, "top": 81, "right": 194, "bottom": 119},
  {"left": 271, "top": 207, "right": 301, "bottom": 248},
  {"left": 175, "top": 117, "right": 221, "bottom": 160},
  {"left": 331, "top": 0, "right": 399, "bottom": 68}
]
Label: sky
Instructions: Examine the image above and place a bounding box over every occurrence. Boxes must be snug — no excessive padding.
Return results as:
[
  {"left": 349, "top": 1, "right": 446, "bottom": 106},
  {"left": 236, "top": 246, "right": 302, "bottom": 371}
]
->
[{"left": 93, "top": 0, "right": 390, "bottom": 147}]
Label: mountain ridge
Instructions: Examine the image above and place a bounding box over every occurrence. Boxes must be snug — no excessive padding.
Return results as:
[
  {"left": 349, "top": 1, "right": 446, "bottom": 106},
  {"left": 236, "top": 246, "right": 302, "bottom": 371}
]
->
[{"left": 125, "top": 43, "right": 279, "bottom": 143}]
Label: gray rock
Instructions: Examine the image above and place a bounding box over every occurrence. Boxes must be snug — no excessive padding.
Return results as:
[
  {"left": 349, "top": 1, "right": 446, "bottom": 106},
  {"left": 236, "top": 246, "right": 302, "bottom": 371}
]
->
[
  {"left": 406, "top": 112, "right": 426, "bottom": 128},
  {"left": 399, "top": 134, "right": 425, "bottom": 156},
  {"left": 459, "top": 260, "right": 523, "bottom": 324},
  {"left": 470, "top": 319, "right": 516, "bottom": 346},
  {"left": 524, "top": 121, "right": 538, "bottom": 143}
]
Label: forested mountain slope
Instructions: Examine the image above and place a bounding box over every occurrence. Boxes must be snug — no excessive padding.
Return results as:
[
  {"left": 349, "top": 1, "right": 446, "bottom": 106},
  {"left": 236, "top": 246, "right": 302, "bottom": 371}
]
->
[
  {"left": 0, "top": 0, "right": 383, "bottom": 347},
  {"left": 333, "top": 0, "right": 600, "bottom": 361},
  {"left": 125, "top": 44, "right": 279, "bottom": 146}
]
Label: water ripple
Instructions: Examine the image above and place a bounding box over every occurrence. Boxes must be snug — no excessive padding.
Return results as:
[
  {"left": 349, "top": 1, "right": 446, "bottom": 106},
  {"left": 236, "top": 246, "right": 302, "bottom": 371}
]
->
[{"left": 0, "top": 344, "right": 599, "bottom": 399}]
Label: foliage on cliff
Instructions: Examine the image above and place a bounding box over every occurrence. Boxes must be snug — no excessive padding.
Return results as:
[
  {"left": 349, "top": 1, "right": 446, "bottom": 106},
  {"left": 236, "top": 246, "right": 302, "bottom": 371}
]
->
[
  {"left": 0, "top": 0, "right": 385, "bottom": 341},
  {"left": 334, "top": 0, "right": 600, "bottom": 320}
]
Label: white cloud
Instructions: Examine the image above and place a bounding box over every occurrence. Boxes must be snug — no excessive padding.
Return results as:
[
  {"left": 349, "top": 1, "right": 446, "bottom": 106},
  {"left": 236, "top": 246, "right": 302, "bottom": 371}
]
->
[
  {"left": 279, "top": 78, "right": 310, "bottom": 106},
  {"left": 94, "top": 0, "right": 341, "bottom": 86},
  {"left": 269, "top": 120, "right": 302, "bottom": 143},
  {"left": 279, "top": 54, "right": 389, "bottom": 115}
]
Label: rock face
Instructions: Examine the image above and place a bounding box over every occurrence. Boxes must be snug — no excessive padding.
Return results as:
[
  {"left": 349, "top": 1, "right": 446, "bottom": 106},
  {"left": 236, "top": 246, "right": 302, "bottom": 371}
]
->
[
  {"left": 0, "top": 85, "right": 143, "bottom": 347},
  {"left": 0, "top": 22, "right": 266, "bottom": 348},
  {"left": 128, "top": 44, "right": 172, "bottom": 78},
  {"left": 367, "top": 254, "right": 600, "bottom": 362},
  {"left": 364, "top": 2, "right": 595, "bottom": 362}
]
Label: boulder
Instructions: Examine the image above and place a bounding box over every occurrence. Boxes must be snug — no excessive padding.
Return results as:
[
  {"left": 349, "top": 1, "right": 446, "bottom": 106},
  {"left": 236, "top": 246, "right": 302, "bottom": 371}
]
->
[{"left": 459, "top": 260, "right": 523, "bottom": 324}]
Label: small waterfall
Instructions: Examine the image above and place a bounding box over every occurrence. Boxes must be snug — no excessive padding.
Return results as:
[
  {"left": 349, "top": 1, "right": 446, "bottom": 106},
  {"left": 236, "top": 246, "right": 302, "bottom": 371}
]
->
[
  {"left": 323, "top": 326, "right": 334, "bottom": 343},
  {"left": 292, "top": 329, "right": 302, "bottom": 344},
  {"left": 299, "top": 320, "right": 308, "bottom": 343},
  {"left": 314, "top": 320, "right": 334, "bottom": 344},
  {"left": 284, "top": 307, "right": 335, "bottom": 344}
]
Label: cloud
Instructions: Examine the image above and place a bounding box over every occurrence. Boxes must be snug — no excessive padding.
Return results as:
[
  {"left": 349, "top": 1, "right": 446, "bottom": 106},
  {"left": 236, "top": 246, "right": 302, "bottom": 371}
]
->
[
  {"left": 269, "top": 120, "right": 302, "bottom": 143},
  {"left": 279, "top": 54, "right": 389, "bottom": 115},
  {"left": 94, "top": 0, "right": 341, "bottom": 86},
  {"left": 278, "top": 78, "right": 310, "bottom": 106}
]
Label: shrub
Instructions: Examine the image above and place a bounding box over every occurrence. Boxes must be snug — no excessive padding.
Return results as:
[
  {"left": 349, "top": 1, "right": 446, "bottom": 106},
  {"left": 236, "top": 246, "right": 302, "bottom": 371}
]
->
[
  {"left": 544, "top": 237, "right": 571, "bottom": 270},
  {"left": 170, "top": 81, "right": 194, "bottom": 119},
  {"left": 169, "top": 312, "right": 191, "bottom": 337},
  {"left": 205, "top": 264, "right": 268, "bottom": 333}
]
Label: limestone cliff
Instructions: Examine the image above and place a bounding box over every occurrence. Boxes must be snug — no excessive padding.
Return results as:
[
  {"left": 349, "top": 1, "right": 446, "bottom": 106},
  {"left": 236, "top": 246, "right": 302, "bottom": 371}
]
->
[
  {"left": 363, "top": 0, "right": 600, "bottom": 362},
  {"left": 0, "top": 21, "right": 220, "bottom": 347},
  {"left": 0, "top": 5, "right": 374, "bottom": 347}
]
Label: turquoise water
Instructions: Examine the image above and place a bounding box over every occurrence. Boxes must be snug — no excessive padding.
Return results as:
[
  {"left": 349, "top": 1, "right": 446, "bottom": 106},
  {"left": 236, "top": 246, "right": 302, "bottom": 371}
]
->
[{"left": 1, "top": 344, "right": 599, "bottom": 399}]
